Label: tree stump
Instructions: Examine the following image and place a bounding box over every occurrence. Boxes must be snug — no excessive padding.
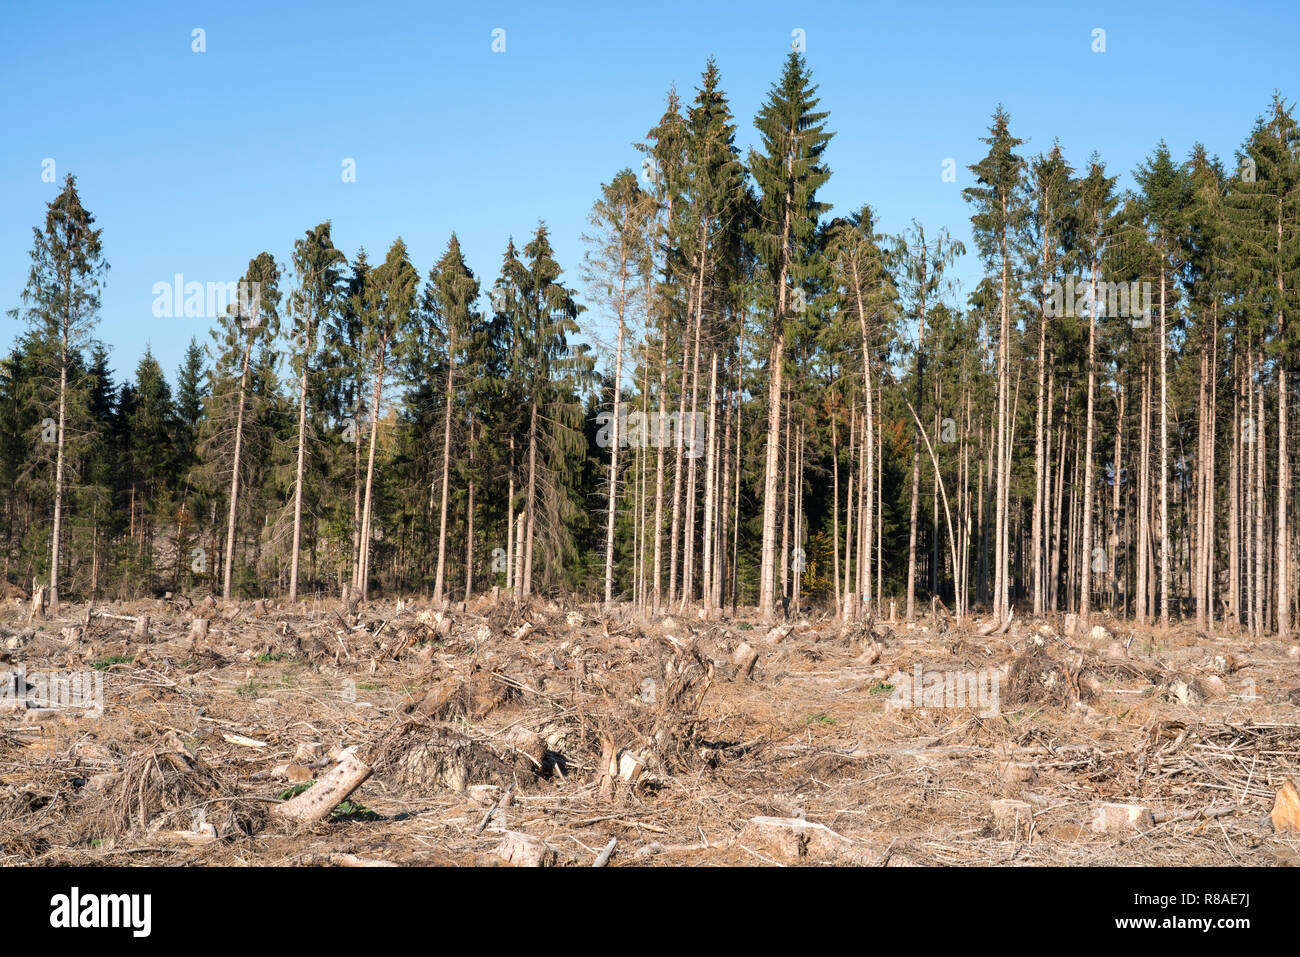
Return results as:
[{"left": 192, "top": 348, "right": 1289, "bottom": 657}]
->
[
  {"left": 28, "top": 585, "right": 46, "bottom": 622},
  {"left": 731, "top": 642, "right": 759, "bottom": 679},
  {"left": 991, "top": 799, "right": 1034, "bottom": 840}
]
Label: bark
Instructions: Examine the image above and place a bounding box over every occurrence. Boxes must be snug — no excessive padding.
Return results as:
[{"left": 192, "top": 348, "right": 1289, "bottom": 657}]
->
[{"left": 222, "top": 336, "right": 253, "bottom": 601}]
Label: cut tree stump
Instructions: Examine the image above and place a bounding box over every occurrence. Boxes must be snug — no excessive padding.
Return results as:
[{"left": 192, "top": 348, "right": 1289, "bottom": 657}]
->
[
  {"left": 991, "top": 799, "right": 1034, "bottom": 840},
  {"left": 133, "top": 615, "right": 150, "bottom": 639},
  {"left": 735, "top": 816, "right": 875, "bottom": 864},
  {"left": 617, "top": 750, "right": 646, "bottom": 784},
  {"left": 1271, "top": 779, "right": 1300, "bottom": 833},
  {"left": 188, "top": 618, "right": 209, "bottom": 642},
  {"left": 495, "top": 831, "right": 555, "bottom": 867},
  {"left": 857, "top": 641, "right": 883, "bottom": 666},
  {"left": 28, "top": 585, "right": 46, "bottom": 622},
  {"left": 731, "top": 642, "right": 759, "bottom": 679},
  {"left": 271, "top": 751, "right": 372, "bottom": 825}
]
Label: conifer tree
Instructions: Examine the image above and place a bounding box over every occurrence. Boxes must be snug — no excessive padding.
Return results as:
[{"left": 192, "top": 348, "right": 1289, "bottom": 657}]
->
[
  {"left": 964, "top": 107, "right": 1026, "bottom": 625},
  {"left": 287, "top": 222, "right": 345, "bottom": 601},
  {"left": 14, "top": 174, "right": 107, "bottom": 609},
  {"left": 748, "top": 51, "right": 834, "bottom": 621},
  {"left": 584, "top": 169, "right": 653, "bottom": 607}
]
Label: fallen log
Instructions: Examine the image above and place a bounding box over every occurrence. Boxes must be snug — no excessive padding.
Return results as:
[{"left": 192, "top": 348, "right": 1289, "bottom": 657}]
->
[
  {"left": 592, "top": 837, "right": 618, "bottom": 868},
  {"left": 298, "top": 852, "right": 396, "bottom": 867},
  {"left": 271, "top": 751, "right": 372, "bottom": 825}
]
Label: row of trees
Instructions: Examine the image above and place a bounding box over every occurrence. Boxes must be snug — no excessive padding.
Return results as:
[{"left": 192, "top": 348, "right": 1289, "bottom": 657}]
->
[{"left": 9, "top": 53, "right": 1299, "bottom": 634}]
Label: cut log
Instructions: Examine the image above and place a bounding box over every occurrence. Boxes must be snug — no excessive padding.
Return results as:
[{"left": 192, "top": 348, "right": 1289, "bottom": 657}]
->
[
  {"left": 300, "top": 852, "right": 396, "bottom": 867},
  {"left": 1090, "top": 803, "right": 1154, "bottom": 834},
  {"left": 271, "top": 751, "right": 372, "bottom": 825},
  {"left": 592, "top": 837, "right": 618, "bottom": 867}
]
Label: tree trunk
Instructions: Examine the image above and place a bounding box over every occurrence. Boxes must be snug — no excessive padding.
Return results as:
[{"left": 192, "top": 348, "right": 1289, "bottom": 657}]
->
[
  {"left": 222, "top": 337, "right": 253, "bottom": 601},
  {"left": 434, "top": 325, "right": 457, "bottom": 605},
  {"left": 289, "top": 316, "right": 314, "bottom": 603},
  {"left": 357, "top": 336, "right": 387, "bottom": 602}
]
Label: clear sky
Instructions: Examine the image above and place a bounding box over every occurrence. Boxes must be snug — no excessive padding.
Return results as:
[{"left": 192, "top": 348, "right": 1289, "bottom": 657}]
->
[{"left": 2, "top": 0, "right": 1296, "bottom": 384}]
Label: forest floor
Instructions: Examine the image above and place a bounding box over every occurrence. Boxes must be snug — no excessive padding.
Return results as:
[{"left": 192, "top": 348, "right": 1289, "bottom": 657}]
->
[{"left": 1, "top": 591, "right": 1298, "bottom": 866}]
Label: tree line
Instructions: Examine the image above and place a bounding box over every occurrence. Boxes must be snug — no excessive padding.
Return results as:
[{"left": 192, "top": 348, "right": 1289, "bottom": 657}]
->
[{"left": 8, "top": 52, "right": 1299, "bottom": 634}]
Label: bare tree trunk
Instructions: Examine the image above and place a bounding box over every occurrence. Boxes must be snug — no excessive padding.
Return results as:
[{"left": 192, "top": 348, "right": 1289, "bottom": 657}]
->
[
  {"left": 681, "top": 269, "right": 706, "bottom": 610},
  {"left": 604, "top": 283, "right": 627, "bottom": 608},
  {"left": 993, "top": 197, "right": 1012, "bottom": 624},
  {"left": 731, "top": 311, "right": 745, "bottom": 617},
  {"left": 505, "top": 436, "right": 515, "bottom": 598},
  {"left": 831, "top": 399, "right": 841, "bottom": 617},
  {"left": 434, "top": 326, "right": 457, "bottom": 605},
  {"left": 759, "top": 328, "right": 785, "bottom": 622},
  {"left": 760, "top": 181, "right": 794, "bottom": 622},
  {"left": 1230, "top": 346, "right": 1241, "bottom": 626},
  {"left": 49, "top": 338, "right": 68, "bottom": 612},
  {"left": 524, "top": 401, "right": 538, "bottom": 598},
  {"left": 652, "top": 326, "right": 668, "bottom": 613},
  {"left": 1110, "top": 384, "right": 1124, "bottom": 615},
  {"left": 1255, "top": 347, "right": 1267, "bottom": 635},
  {"left": 876, "top": 384, "right": 884, "bottom": 611},
  {"left": 714, "top": 357, "right": 731, "bottom": 613},
  {"left": 222, "top": 337, "right": 253, "bottom": 601},
  {"left": 701, "top": 352, "right": 718, "bottom": 616},
  {"left": 289, "top": 316, "right": 313, "bottom": 603},
  {"left": 1207, "top": 312, "right": 1218, "bottom": 629},
  {"left": 1032, "top": 305, "right": 1047, "bottom": 616},
  {"left": 792, "top": 420, "right": 804, "bottom": 615},
  {"left": 842, "top": 408, "right": 855, "bottom": 619},
  {"left": 1080, "top": 264, "right": 1098, "bottom": 624},
  {"left": 357, "top": 348, "right": 385, "bottom": 601},
  {"left": 1159, "top": 260, "right": 1171, "bottom": 626},
  {"left": 780, "top": 389, "right": 791, "bottom": 611},
  {"left": 1277, "top": 206, "right": 1289, "bottom": 638},
  {"left": 464, "top": 418, "right": 476, "bottom": 602}
]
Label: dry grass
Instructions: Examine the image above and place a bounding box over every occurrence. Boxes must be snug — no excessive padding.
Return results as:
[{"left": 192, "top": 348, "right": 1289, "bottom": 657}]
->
[{"left": 0, "top": 593, "right": 1297, "bottom": 866}]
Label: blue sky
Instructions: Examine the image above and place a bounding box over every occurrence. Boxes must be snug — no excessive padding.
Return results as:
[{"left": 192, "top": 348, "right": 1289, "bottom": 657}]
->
[{"left": 2, "top": 0, "right": 1296, "bottom": 385}]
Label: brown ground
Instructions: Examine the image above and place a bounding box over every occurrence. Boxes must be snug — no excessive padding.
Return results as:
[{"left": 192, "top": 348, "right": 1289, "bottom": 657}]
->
[{"left": 1, "top": 592, "right": 1298, "bottom": 866}]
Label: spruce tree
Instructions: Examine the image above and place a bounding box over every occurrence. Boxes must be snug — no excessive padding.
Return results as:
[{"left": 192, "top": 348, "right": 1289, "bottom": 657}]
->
[
  {"left": 287, "top": 222, "right": 345, "bottom": 600},
  {"left": 14, "top": 174, "right": 107, "bottom": 609},
  {"left": 747, "top": 51, "right": 834, "bottom": 621}
]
